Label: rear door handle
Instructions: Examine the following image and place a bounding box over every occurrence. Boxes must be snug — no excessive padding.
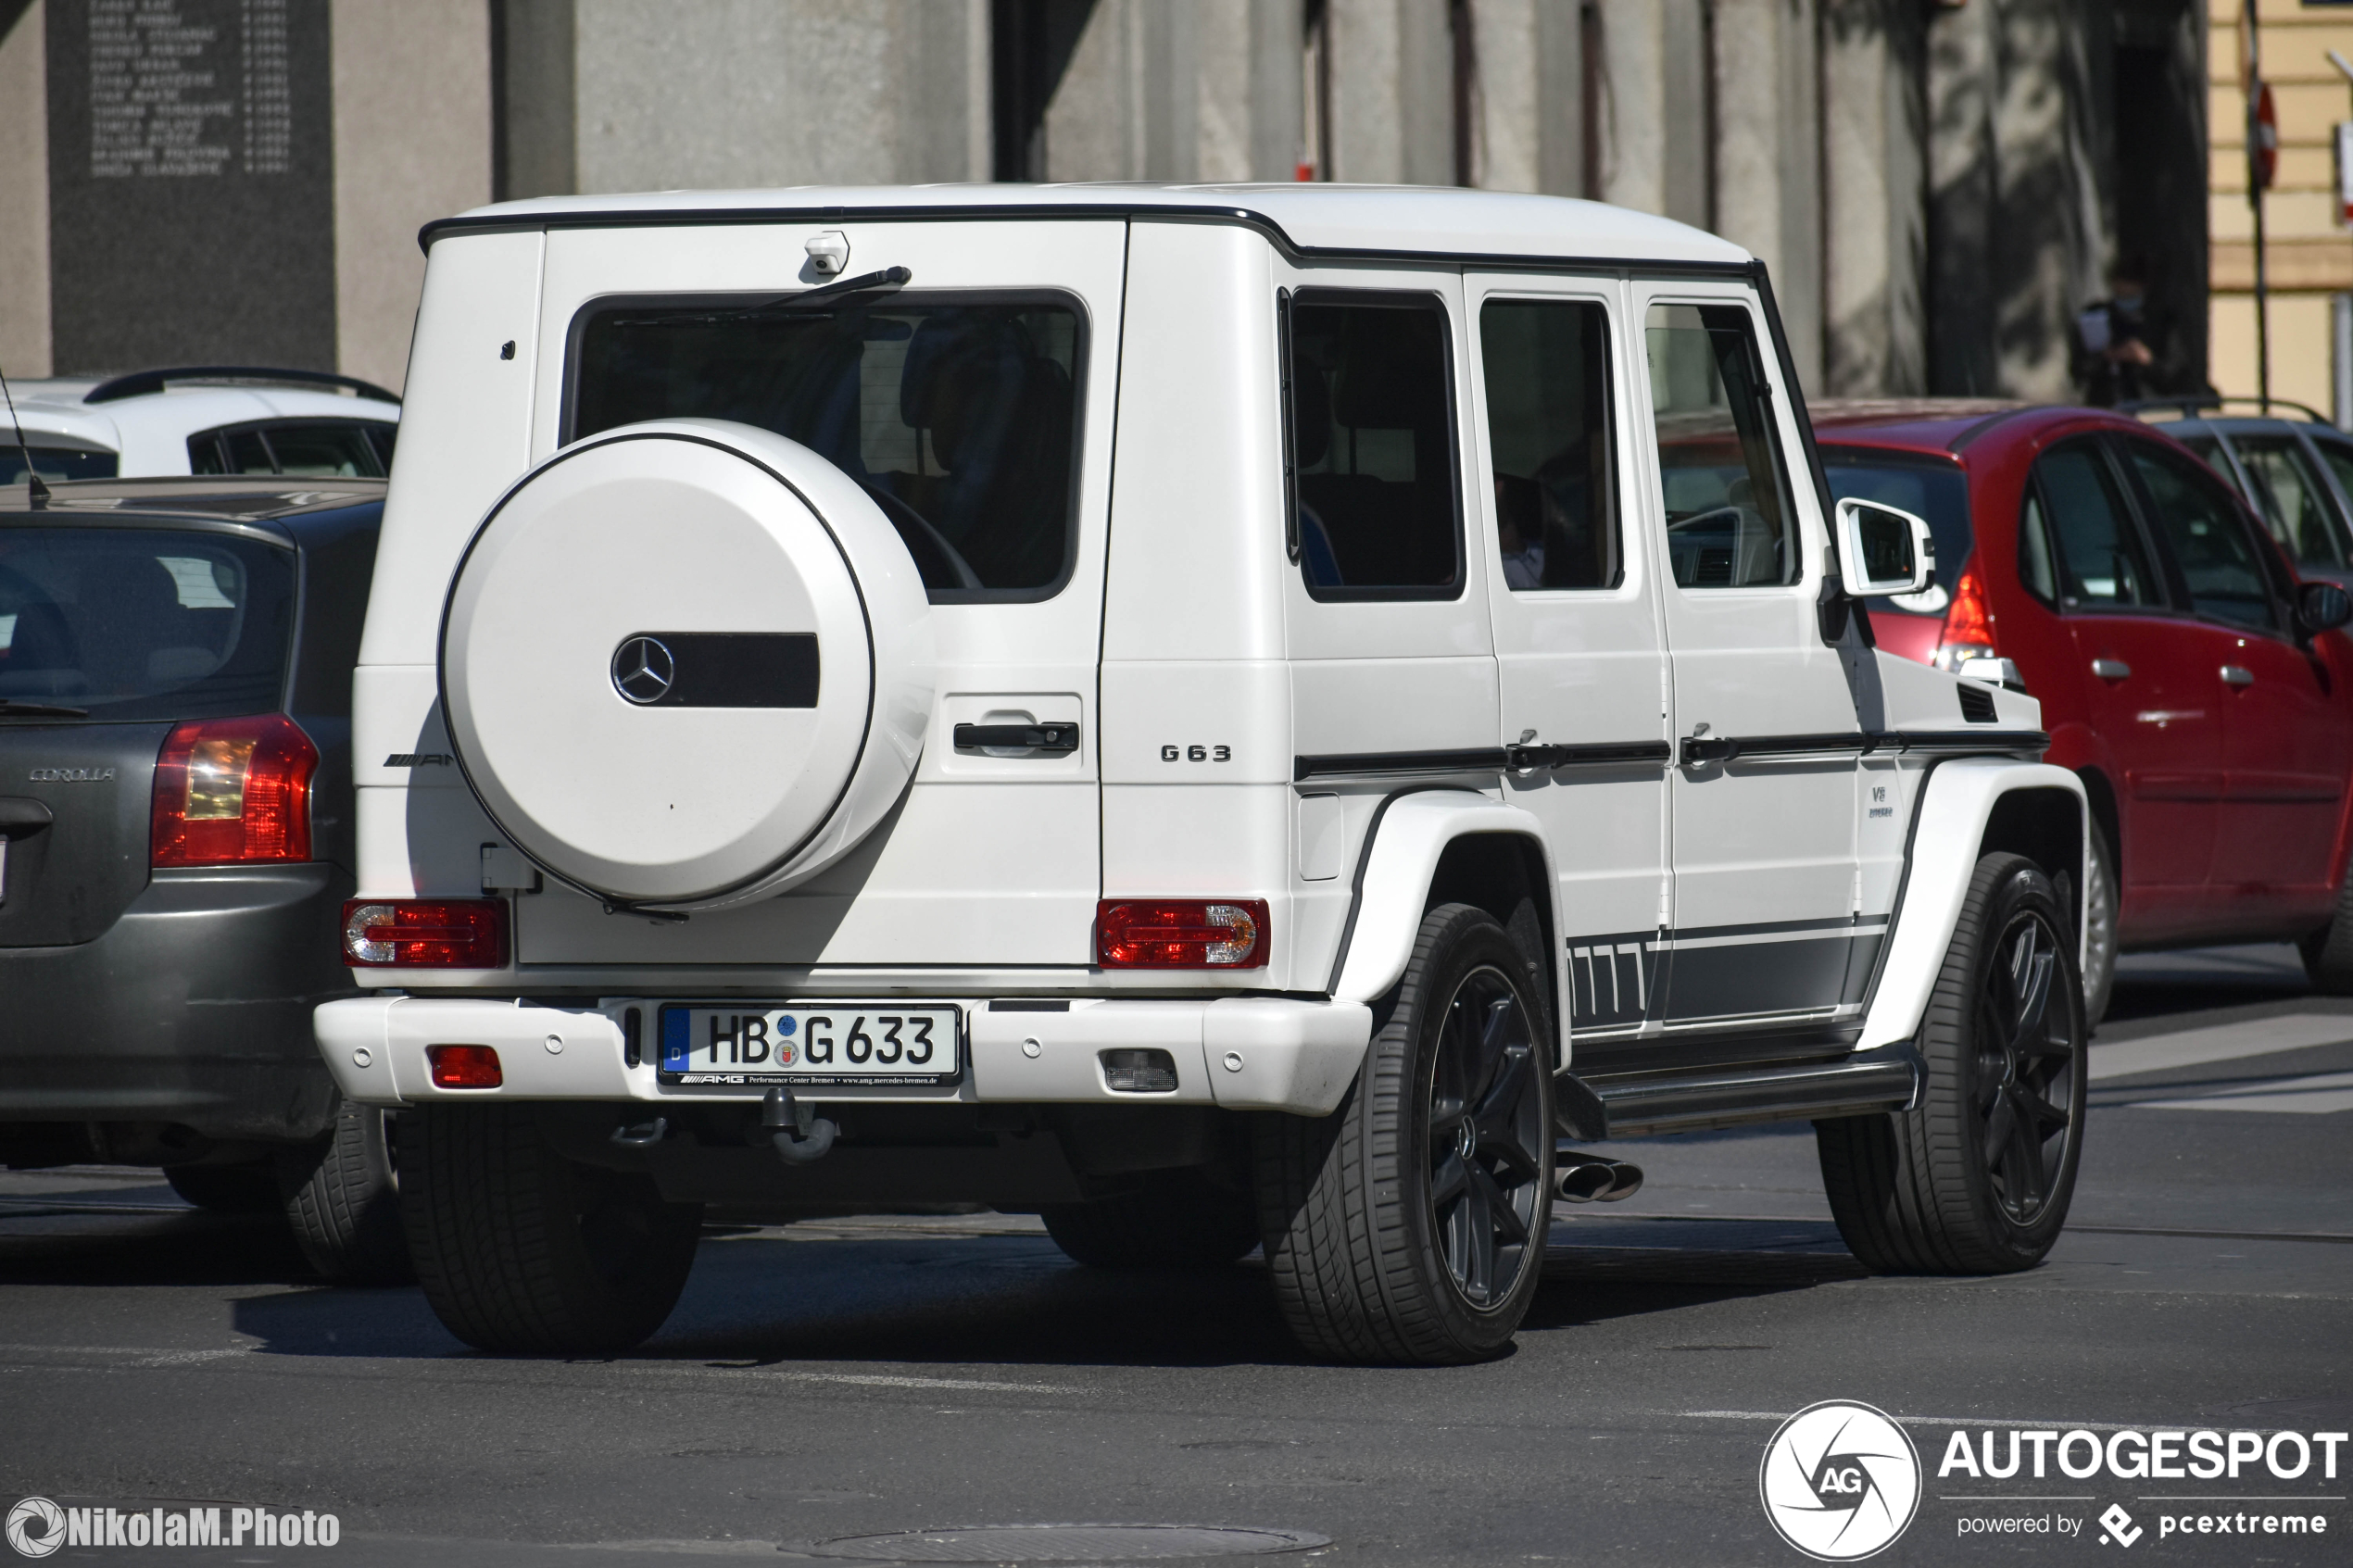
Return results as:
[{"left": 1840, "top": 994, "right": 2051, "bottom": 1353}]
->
[
  {"left": 2091, "top": 659, "right": 2132, "bottom": 680},
  {"left": 952, "top": 721, "right": 1079, "bottom": 753},
  {"left": 2221, "top": 665, "right": 2255, "bottom": 687}
]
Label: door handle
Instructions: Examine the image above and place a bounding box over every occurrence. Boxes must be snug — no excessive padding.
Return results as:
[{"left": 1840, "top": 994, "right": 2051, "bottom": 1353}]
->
[
  {"left": 952, "top": 721, "right": 1079, "bottom": 753},
  {"left": 2091, "top": 659, "right": 2132, "bottom": 680},
  {"left": 2221, "top": 665, "right": 2255, "bottom": 687}
]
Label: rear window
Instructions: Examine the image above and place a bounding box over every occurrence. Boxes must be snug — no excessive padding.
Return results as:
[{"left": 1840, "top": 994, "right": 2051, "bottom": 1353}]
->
[
  {"left": 570, "top": 295, "right": 1083, "bottom": 601},
  {"left": 1821, "top": 448, "right": 1971, "bottom": 614},
  {"left": 0, "top": 446, "right": 119, "bottom": 486},
  {"left": 0, "top": 528, "right": 295, "bottom": 721},
  {"left": 189, "top": 421, "right": 391, "bottom": 479}
]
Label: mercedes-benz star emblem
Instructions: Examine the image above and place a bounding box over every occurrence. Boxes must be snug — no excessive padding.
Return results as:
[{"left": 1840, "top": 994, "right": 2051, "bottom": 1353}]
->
[{"left": 610, "top": 635, "right": 674, "bottom": 706}]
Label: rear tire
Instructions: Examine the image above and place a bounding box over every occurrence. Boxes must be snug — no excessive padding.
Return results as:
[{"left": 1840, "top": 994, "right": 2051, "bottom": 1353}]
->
[
  {"left": 2300, "top": 847, "right": 2353, "bottom": 995},
  {"left": 1818, "top": 853, "right": 2086, "bottom": 1273},
  {"left": 2081, "top": 828, "right": 2118, "bottom": 1026},
  {"left": 401, "top": 1104, "right": 703, "bottom": 1355},
  {"left": 1040, "top": 1171, "right": 1259, "bottom": 1269},
  {"left": 165, "top": 1162, "right": 280, "bottom": 1214},
  {"left": 281, "top": 1103, "right": 412, "bottom": 1286},
  {"left": 1255, "top": 903, "right": 1554, "bottom": 1365}
]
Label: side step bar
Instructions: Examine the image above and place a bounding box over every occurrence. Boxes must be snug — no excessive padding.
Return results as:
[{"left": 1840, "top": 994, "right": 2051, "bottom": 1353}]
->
[{"left": 1555, "top": 1044, "right": 1922, "bottom": 1141}]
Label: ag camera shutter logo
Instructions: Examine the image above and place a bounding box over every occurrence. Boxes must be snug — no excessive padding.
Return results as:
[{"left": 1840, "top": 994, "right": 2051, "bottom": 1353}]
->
[{"left": 1759, "top": 1401, "right": 1922, "bottom": 1561}]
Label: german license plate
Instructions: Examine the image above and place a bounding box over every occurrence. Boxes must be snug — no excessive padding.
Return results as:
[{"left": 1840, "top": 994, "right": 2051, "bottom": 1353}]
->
[{"left": 656, "top": 1003, "right": 962, "bottom": 1087}]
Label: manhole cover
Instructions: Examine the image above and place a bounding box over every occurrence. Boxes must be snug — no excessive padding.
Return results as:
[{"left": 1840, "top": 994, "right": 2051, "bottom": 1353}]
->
[{"left": 805, "top": 1524, "right": 1328, "bottom": 1562}]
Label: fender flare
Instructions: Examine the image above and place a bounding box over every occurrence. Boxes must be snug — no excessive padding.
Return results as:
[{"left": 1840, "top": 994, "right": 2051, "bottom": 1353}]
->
[
  {"left": 1329, "top": 790, "right": 1559, "bottom": 1014},
  {"left": 1857, "top": 759, "right": 2087, "bottom": 1051}
]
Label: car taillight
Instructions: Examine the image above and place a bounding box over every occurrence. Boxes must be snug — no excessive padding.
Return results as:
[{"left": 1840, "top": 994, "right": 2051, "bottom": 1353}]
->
[
  {"left": 1932, "top": 562, "right": 1998, "bottom": 673},
  {"left": 426, "top": 1045, "right": 503, "bottom": 1088},
  {"left": 1096, "top": 899, "right": 1269, "bottom": 969},
  {"left": 342, "top": 899, "right": 510, "bottom": 968},
  {"left": 151, "top": 713, "right": 318, "bottom": 866}
]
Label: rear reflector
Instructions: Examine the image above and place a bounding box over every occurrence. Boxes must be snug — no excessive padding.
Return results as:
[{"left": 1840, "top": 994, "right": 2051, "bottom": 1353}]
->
[
  {"left": 1096, "top": 899, "right": 1269, "bottom": 969},
  {"left": 426, "top": 1045, "right": 503, "bottom": 1089},
  {"left": 1101, "top": 1047, "right": 1180, "bottom": 1092},
  {"left": 151, "top": 713, "right": 318, "bottom": 866},
  {"left": 342, "top": 899, "right": 509, "bottom": 968}
]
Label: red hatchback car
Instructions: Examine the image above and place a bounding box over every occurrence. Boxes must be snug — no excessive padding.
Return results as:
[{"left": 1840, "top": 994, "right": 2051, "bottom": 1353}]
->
[{"left": 1814, "top": 402, "right": 2353, "bottom": 1020}]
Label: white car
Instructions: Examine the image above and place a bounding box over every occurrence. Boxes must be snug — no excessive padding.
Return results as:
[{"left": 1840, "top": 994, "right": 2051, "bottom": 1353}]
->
[
  {"left": 1, "top": 367, "right": 400, "bottom": 483},
  {"left": 316, "top": 184, "right": 2091, "bottom": 1364}
]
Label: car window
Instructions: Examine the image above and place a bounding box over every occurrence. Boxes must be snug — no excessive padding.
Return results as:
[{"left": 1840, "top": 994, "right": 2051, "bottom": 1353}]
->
[
  {"left": 0, "top": 446, "right": 118, "bottom": 485},
  {"left": 225, "top": 430, "right": 273, "bottom": 474},
  {"left": 2028, "top": 443, "right": 2159, "bottom": 609},
  {"left": 2126, "top": 439, "right": 2278, "bottom": 632},
  {"left": 262, "top": 422, "right": 385, "bottom": 479},
  {"left": 2308, "top": 435, "right": 2353, "bottom": 545},
  {"left": 1284, "top": 292, "right": 1461, "bottom": 597},
  {"left": 0, "top": 528, "right": 295, "bottom": 720},
  {"left": 1821, "top": 449, "right": 1970, "bottom": 615},
  {"left": 1644, "top": 302, "right": 1800, "bottom": 589},
  {"left": 2230, "top": 433, "right": 2347, "bottom": 569},
  {"left": 1478, "top": 298, "right": 1617, "bottom": 591},
  {"left": 573, "top": 295, "right": 1082, "bottom": 600}
]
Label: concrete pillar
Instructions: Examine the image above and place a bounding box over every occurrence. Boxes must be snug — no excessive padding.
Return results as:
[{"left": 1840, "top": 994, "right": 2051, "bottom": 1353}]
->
[
  {"left": 494, "top": 0, "right": 574, "bottom": 199},
  {"left": 1821, "top": 0, "right": 1927, "bottom": 396},
  {"left": 1987, "top": 0, "right": 2108, "bottom": 401},
  {"left": 1925, "top": 0, "right": 1995, "bottom": 395},
  {"left": 1657, "top": 0, "right": 1706, "bottom": 228},
  {"left": 1593, "top": 0, "right": 1663, "bottom": 213},
  {"left": 0, "top": 0, "right": 49, "bottom": 379},
  {"left": 570, "top": 0, "right": 990, "bottom": 194},
  {"left": 1036, "top": 0, "right": 1300, "bottom": 183},
  {"left": 1711, "top": 0, "right": 1821, "bottom": 390},
  {"left": 332, "top": 0, "right": 491, "bottom": 394},
  {"left": 1326, "top": 0, "right": 1452, "bottom": 184},
  {"left": 1468, "top": 0, "right": 1580, "bottom": 196}
]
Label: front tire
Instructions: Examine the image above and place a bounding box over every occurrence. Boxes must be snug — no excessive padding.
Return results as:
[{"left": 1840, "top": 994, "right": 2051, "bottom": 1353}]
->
[
  {"left": 282, "top": 1103, "right": 412, "bottom": 1286},
  {"left": 2300, "top": 846, "right": 2353, "bottom": 995},
  {"left": 1818, "top": 853, "right": 2086, "bottom": 1273},
  {"left": 1040, "top": 1170, "right": 1259, "bottom": 1269},
  {"left": 2081, "top": 827, "right": 2118, "bottom": 1026},
  {"left": 401, "top": 1104, "right": 703, "bottom": 1355},
  {"left": 1255, "top": 903, "right": 1554, "bottom": 1364}
]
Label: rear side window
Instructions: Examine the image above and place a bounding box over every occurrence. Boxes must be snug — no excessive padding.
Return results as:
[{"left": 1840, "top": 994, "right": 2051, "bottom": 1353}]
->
[
  {"left": 2126, "top": 440, "right": 2278, "bottom": 632},
  {"left": 571, "top": 295, "right": 1082, "bottom": 601},
  {"left": 2309, "top": 435, "right": 2353, "bottom": 528},
  {"left": 190, "top": 422, "right": 391, "bottom": 479},
  {"left": 2025, "top": 444, "right": 2159, "bottom": 609},
  {"left": 0, "top": 446, "right": 117, "bottom": 485},
  {"left": 1821, "top": 449, "right": 1971, "bottom": 614},
  {"left": 2232, "top": 433, "right": 2349, "bottom": 569},
  {"left": 1286, "top": 292, "right": 1461, "bottom": 597},
  {"left": 1644, "top": 303, "right": 1801, "bottom": 589},
  {"left": 1478, "top": 298, "right": 1617, "bottom": 590},
  {"left": 0, "top": 528, "right": 296, "bottom": 720}
]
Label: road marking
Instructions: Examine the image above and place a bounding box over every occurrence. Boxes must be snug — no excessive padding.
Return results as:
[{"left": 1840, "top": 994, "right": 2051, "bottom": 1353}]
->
[
  {"left": 1687, "top": 1411, "right": 2158, "bottom": 1433},
  {"left": 617, "top": 1365, "right": 1078, "bottom": 1395},
  {"left": 2089, "top": 1014, "right": 2353, "bottom": 1082},
  {"left": 2130, "top": 1070, "right": 2353, "bottom": 1114}
]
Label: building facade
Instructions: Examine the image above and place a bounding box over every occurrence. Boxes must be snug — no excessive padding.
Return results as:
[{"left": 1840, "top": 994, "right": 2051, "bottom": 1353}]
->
[{"left": 0, "top": 0, "right": 2208, "bottom": 407}]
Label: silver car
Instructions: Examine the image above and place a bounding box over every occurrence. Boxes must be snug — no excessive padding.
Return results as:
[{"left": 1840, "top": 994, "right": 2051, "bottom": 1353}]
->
[{"left": 2133, "top": 397, "right": 2353, "bottom": 591}]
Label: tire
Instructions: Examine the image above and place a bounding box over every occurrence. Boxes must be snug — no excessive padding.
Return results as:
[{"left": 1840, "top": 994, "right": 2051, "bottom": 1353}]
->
[
  {"left": 165, "top": 1162, "right": 281, "bottom": 1214},
  {"left": 1255, "top": 902, "right": 1555, "bottom": 1365},
  {"left": 1817, "top": 853, "right": 2087, "bottom": 1274},
  {"left": 400, "top": 1104, "right": 703, "bottom": 1355},
  {"left": 281, "top": 1103, "right": 412, "bottom": 1286},
  {"left": 2081, "top": 827, "right": 2118, "bottom": 1026},
  {"left": 1040, "top": 1170, "right": 1260, "bottom": 1269},
  {"left": 2299, "top": 847, "right": 2353, "bottom": 995}
]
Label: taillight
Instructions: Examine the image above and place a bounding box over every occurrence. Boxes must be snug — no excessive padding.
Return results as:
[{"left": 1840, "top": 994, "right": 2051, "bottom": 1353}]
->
[
  {"left": 426, "top": 1045, "right": 503, "bottom": 1088},
  {"left": 1932, "top": 562, "right": 1998, "bottom": 673},
  {"left": 342, "top": 899, "right": 510, "bottom": 968},
  {"left": 151, "top": 713, "right": 318, "bottom": 866},
  {"left": 1097, "top": 899, "right": 1269, "bottom": 969}
]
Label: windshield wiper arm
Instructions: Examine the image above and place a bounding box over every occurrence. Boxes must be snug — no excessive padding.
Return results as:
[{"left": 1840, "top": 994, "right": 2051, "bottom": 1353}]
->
[
  {"left": 0, "top": 698, "right": 90, "bottom": 718},
  {"left": 713, "top": 266, "right": 913, "bottom": 320}
]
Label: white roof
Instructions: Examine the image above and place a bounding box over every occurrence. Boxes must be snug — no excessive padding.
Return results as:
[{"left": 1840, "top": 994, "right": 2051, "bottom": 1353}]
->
[
  {"left": 3, "top": 380, "right": 399, "bottom": 472},
  {"left": 435, "top": 182, "right": 1751, "bottom": 268}
]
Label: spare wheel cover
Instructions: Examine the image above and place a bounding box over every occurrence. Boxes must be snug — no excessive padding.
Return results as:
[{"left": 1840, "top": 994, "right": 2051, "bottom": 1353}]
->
[{"left": 440, "top": 420, "right": 934, "bottom": 908}]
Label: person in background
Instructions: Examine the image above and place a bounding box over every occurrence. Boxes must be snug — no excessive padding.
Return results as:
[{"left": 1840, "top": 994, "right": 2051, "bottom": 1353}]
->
[{"left": 2075, "top": 253, "right": 2186, "bottom": 407}]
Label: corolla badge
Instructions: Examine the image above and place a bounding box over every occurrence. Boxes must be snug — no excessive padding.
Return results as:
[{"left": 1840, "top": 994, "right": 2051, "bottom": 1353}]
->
[{"left": 610, "top": 635, "right": 675, "bottom": 706}]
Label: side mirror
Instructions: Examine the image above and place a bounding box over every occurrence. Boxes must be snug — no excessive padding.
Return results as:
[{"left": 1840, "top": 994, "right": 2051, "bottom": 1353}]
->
[
  {"left": 2298, "top": 580, "right": 2353, "bottom": 635},
  {"left": 1833, "top": 497, "right": 1936, "bottom": 597}
]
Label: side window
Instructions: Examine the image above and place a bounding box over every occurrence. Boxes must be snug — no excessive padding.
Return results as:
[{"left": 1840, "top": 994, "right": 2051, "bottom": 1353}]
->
[
  {"left": 188, "top": 434, "right": 227, "bottom": 474},
  {"left": 1478, "top": 298, "right": 1617, "bottom": 590},
  {"left": 2028, "top": 443, "right": 2159, "bottom": 609},
  {"left": 224, "top": 430, "right": 275, "bottom": 474},
  {"left": 1286, "top": 292, "right": 1461, "bottom": 597},
  {"left": 260, "top": 423, "right": 384, "bottom": 479},
  {"left": 2126, "top": 440, "right": 2279, "bottom": 633},
  {"left": 2231, "top": 433, "right": 2348, "bottom": 569},
  {"left": 2309, "top": 435, "right": 2353, "bottom": 528},
  {"left": 1644, "top": 302, "right": 1800, "bottom": 589}
]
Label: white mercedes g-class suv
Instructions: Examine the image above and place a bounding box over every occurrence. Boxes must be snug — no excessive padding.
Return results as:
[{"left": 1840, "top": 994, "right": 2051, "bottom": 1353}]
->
[{"left": 317, "top": 184, "right": 2087, "bottom": 1365}]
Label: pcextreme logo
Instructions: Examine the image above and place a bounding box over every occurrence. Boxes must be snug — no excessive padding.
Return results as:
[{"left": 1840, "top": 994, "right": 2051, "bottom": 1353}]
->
[{"left": 1759, "top": 1400, "right": 1924, "bottom": 1562}]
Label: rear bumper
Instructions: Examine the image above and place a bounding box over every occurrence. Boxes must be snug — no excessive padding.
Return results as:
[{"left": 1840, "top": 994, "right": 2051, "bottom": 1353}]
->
[
  {"left": 0, "top": 864, "right": 356, "bottom": 1141},
  {"left": 316, "top": 994, "right": 1373, "bottom": 1117}
]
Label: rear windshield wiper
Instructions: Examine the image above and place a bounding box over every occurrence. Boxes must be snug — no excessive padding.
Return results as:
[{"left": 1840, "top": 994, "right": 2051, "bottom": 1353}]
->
[{"left": 0, "top": 698, "right": 89, "bottom": 718}]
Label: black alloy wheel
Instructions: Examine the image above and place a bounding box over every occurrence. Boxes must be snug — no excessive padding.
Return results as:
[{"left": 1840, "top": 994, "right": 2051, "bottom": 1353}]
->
[
  {"left": 1972, "top": 907, "right": 2076, "bottom": 1224},
  {"left": 1427, "top": 965, "right": 1547, "bottom": 1307}
]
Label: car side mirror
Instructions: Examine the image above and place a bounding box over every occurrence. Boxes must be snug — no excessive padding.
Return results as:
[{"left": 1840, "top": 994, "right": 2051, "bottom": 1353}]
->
[
  {"left": 1833, "top": 497, "right": 1935, "bottom": 597},
  {"left": 2298, "top": 580, "right": 2353, "bottom": 635}
]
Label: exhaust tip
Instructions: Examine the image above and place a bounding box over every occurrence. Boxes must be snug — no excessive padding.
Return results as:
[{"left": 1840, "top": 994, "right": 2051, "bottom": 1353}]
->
[{"left": 1554, "top": 1154, "right": 1643, "bottom": 1203}]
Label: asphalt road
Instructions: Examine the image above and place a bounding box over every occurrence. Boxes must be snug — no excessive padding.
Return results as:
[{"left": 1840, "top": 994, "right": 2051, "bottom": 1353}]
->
[{"left": 2, "top": 947, "right": 2347, "bottom": 1567}]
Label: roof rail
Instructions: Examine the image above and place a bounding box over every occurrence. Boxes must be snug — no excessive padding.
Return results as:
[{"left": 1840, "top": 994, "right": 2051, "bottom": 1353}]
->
[
  {"left": 2120, "top": 393, "right": 2332, "bottom": 425},
  {"left": 82, "top": 366, "right": 401, "bottom": 406}
]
